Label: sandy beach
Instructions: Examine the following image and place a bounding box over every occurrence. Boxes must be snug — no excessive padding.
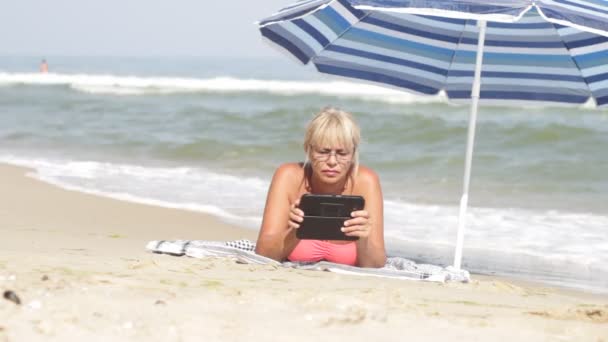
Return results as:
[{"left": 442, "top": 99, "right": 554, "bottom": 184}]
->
[{"left": 0, "top": 162, "right": 606, "bottom": 341}]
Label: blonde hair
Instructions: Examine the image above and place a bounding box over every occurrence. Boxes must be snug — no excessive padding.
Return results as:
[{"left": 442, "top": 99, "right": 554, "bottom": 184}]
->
[{"left": 304, "top": 106, "right": 361, "bottom": 178}]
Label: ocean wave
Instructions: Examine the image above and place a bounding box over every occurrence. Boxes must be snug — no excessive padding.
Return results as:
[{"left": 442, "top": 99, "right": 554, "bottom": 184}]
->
[
  {"left": 0, "top": 155, "right": 268, "bottom": 229},
  {"left": 0, "top": 72, "right": 446, "bottom": 104}
]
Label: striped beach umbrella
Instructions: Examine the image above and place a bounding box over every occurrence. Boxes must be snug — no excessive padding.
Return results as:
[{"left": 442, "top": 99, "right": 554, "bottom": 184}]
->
[{"left": 257, "top": 0, "right": 608, "bottom": 269}]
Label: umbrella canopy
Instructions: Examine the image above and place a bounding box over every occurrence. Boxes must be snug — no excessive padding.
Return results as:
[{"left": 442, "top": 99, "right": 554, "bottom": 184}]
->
[
  {"left": 258, "top": 0, "right": 607, "bottom": 107},
  {"left": 351, "top": 0, "right": 608, "bottom": 36},
  {"left": 257, "top": 0, "right": 608, "bottom": 269}
]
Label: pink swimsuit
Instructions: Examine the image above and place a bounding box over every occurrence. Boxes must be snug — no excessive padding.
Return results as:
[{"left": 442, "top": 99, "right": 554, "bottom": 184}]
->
[{"left": 288, "top": 240, "right": 357, "bottom": 266}]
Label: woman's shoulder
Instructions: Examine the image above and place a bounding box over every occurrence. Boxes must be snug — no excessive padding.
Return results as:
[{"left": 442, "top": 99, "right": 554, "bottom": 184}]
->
[
  {"left": 353, "top": 165, "right": 381, "bottom": 191},
  {"left": 355, "top": 165, "right": 380, "bottom": 183},
  {"left": 271, "top": 163, "right": 307, "bottom": 199},
  {"left": 272, "top": 162, "right": 305, "bottom": 182},
  {"left": 275, "top": 162, "right": 304, "bottom": 175}
]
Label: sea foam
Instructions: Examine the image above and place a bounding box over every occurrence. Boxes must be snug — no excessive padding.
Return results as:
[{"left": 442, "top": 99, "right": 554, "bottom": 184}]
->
[{"left": 0, "top": 72, "right": 446, "bottom": 104}]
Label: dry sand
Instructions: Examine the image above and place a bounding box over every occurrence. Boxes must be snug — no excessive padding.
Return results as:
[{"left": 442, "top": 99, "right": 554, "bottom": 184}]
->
[{"left": 0, "top": 163, "right": 606, "bottom": 341}]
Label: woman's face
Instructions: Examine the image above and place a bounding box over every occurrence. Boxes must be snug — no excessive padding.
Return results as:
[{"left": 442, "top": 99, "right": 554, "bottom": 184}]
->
[{"left": 309, "top": 144, "right": 354, "bottom": 185}]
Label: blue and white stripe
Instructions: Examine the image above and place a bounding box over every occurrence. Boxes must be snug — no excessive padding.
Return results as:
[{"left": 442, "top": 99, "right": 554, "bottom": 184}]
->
[
  {"left": 259, "top": 0, "right": 608, "bottom": 107},
  {"left": 350, "top": 0, "right": 608, "bottom": 33},
  {"left": 350, "top": 0, "right": 533, "bottom": 22}
]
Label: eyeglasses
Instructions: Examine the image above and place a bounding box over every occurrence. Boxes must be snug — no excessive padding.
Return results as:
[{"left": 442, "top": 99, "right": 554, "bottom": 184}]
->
[{"left": 311, "top": 147, "right": 353, "bottom": 163}]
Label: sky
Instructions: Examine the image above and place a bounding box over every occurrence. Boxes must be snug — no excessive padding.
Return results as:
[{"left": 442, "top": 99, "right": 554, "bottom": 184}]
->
[{"left": 0, "top": 0, "right": 295, "bottom": 57}]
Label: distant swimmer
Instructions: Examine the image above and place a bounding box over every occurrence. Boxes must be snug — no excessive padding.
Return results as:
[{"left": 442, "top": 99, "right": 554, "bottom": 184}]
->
[{"left": 40, "top": 59, "right": 49, "bottom": 73}]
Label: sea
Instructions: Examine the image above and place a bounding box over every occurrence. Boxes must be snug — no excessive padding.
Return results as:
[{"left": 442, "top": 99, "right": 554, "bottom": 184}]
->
[{"left": 1, "top": 55, "right": 607, "bottom": 293}]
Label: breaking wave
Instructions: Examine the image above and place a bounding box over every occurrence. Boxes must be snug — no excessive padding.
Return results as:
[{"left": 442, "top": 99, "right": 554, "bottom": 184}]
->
[{"left": 0, "top": 72, "right": 446, "bottom": 104}]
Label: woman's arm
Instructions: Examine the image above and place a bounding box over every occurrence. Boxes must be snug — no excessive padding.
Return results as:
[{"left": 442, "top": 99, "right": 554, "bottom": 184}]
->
[
  {"left": 255, "top": 164, "right": 301, "bottom": 261},
  {"left": 342, "top": 167, "right": 386, "bottom": 268}
]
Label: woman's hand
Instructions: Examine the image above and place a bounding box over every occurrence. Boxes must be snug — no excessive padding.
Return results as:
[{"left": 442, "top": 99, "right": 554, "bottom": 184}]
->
[
  {"left": 287, "top": 198, "right": 304, "bottom": 230},
  {"left": 341, "top": 210, "right": 371, "bottom": 238}
]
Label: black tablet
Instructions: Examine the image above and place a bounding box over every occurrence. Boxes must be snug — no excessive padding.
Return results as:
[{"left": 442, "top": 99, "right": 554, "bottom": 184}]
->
[{"left": 296, "top": 194, "right": 365, "bottom": 241}]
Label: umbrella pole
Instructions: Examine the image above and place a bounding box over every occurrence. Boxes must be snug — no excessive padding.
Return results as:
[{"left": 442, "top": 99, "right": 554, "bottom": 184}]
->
[{"left": 453, "top": 20, "right": 487, "bottom": 270}]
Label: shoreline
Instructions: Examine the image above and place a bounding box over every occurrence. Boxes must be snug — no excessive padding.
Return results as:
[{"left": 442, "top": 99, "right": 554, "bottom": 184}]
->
[
  {"left": 3, "top": 154, "right": 607, "bottom": 290},
  {"left": 1, "top": 162, "right": 607, "bottom": 340},
  {"left": 3, "top": 161, "right": 606, "bottom": 294}
]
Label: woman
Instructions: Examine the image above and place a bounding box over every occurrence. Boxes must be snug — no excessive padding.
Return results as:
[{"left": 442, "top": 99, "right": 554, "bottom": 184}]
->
[{"left": 255, "top": 107, "right": 386, "bottom": 268}]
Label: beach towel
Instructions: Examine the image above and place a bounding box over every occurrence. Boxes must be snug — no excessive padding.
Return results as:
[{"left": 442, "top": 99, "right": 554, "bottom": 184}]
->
[{"left": 146, "top": 239, "right": 470, "bottom": 283}]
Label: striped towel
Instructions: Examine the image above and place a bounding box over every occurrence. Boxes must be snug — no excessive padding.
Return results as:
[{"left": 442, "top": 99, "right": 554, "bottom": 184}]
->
[{"left": 145, "top": 239, "right": 470, "bottom": 283}]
